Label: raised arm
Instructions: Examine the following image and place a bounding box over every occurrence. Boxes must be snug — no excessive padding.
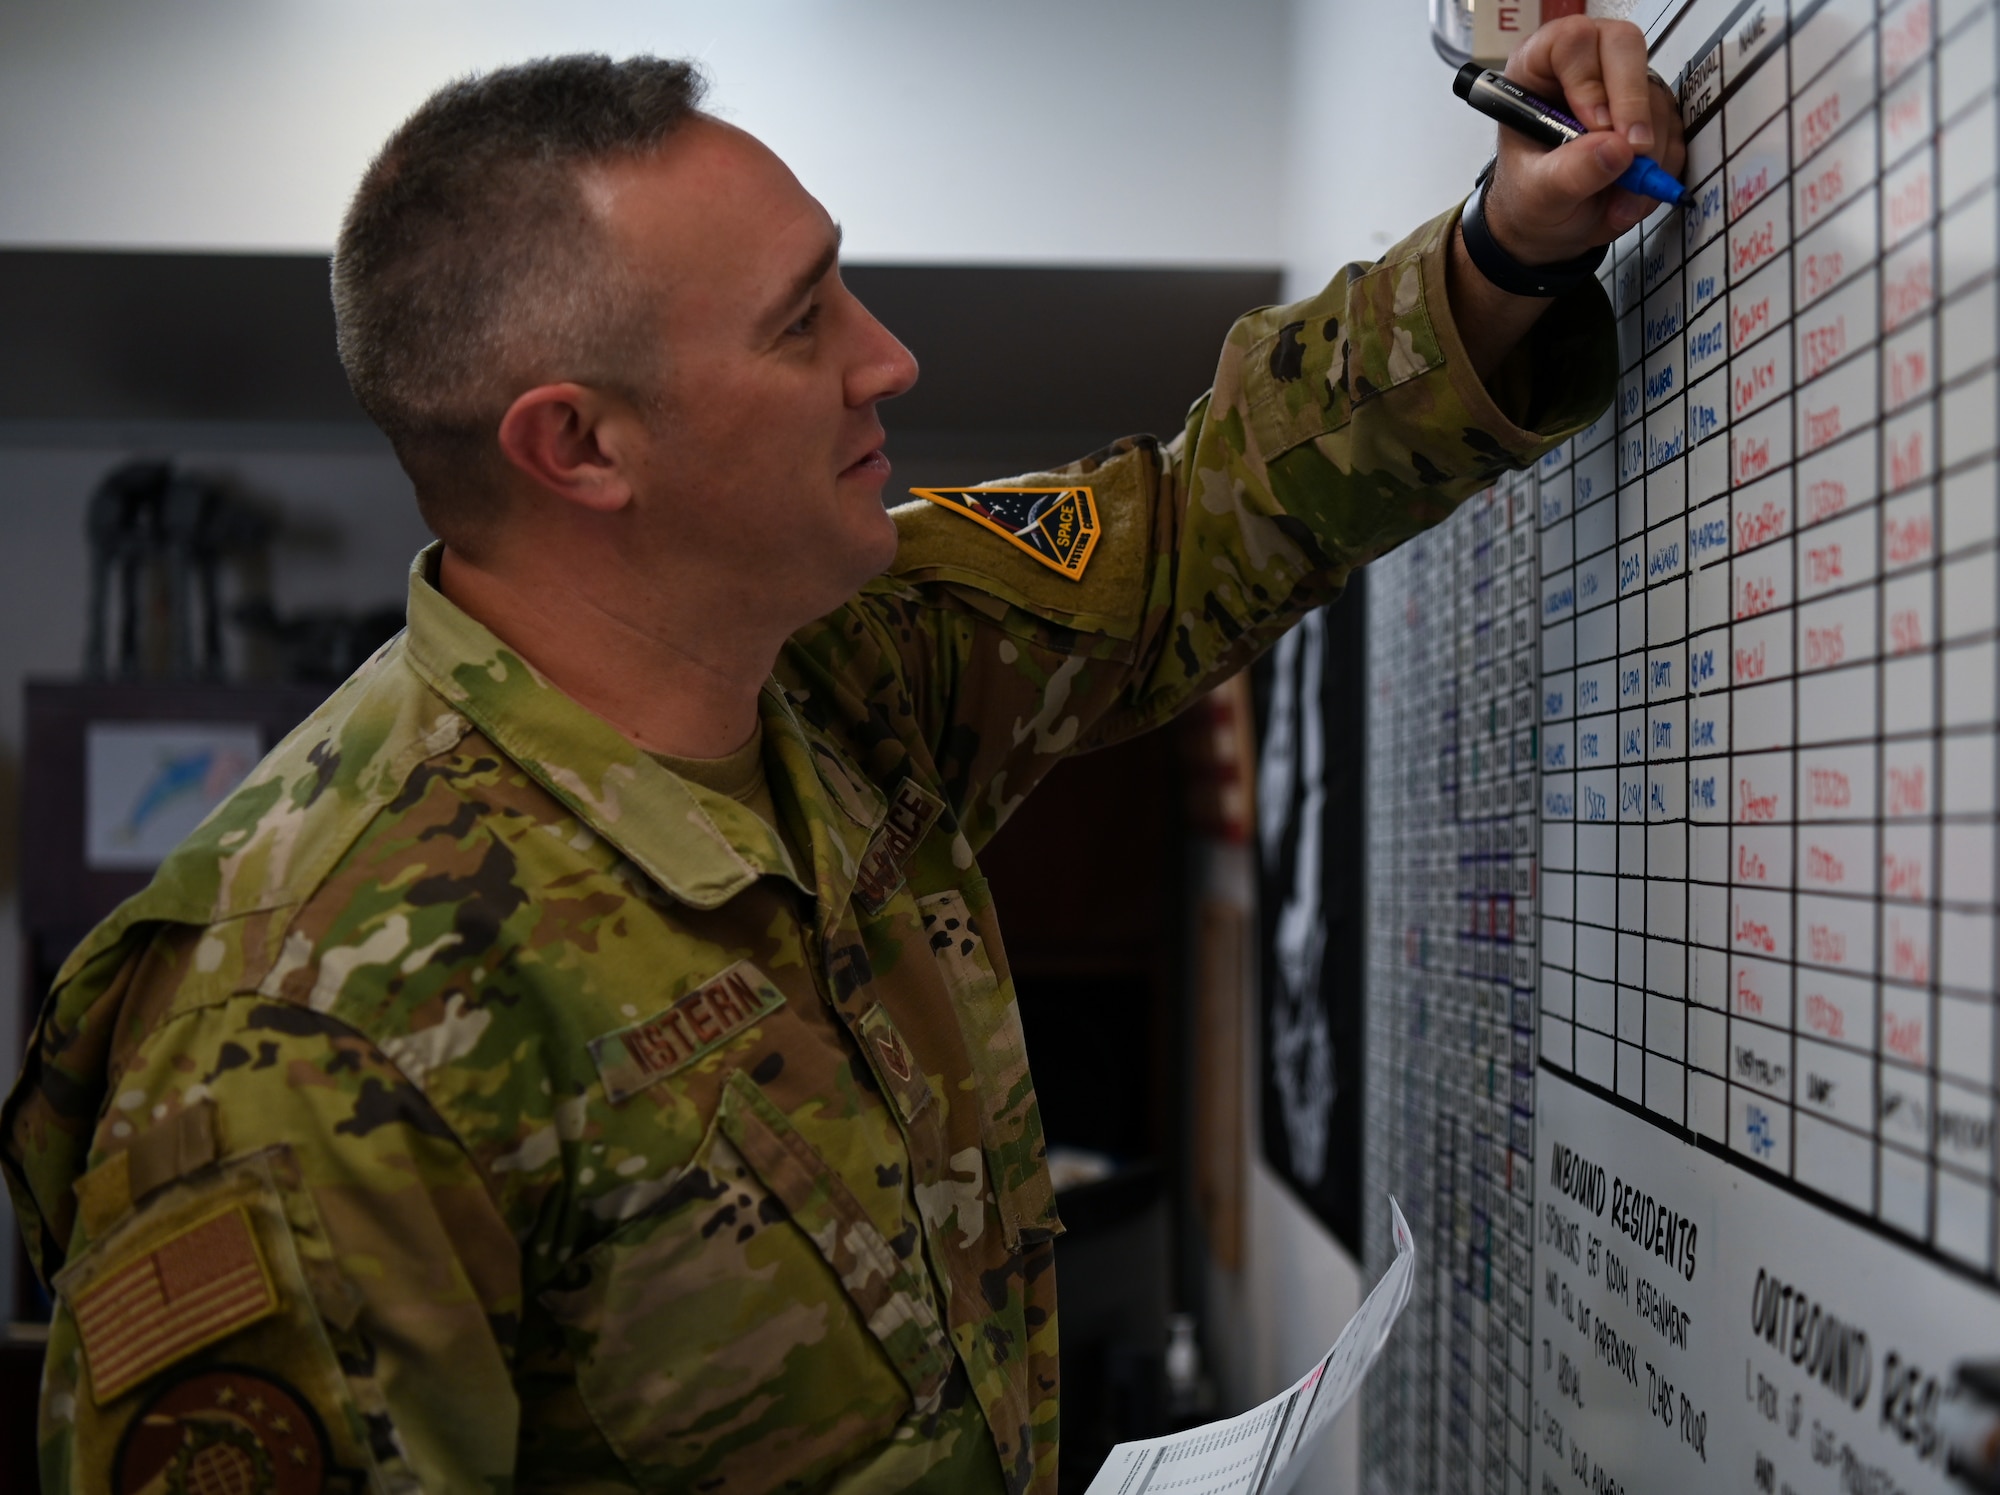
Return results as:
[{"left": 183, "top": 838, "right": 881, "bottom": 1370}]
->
[{"left": 861, "top": 19, "right": 1678, "bottom": 849}]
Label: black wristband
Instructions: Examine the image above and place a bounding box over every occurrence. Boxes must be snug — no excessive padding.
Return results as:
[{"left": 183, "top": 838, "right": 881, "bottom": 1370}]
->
[{"left": 1460, "top": 178, "right": 1607, "bottom": 299}]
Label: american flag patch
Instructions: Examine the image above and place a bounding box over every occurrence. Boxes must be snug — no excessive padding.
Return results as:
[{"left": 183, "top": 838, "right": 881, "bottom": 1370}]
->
[{"left": 73, "top": 1205, "right": 277, "bottom": 1403}]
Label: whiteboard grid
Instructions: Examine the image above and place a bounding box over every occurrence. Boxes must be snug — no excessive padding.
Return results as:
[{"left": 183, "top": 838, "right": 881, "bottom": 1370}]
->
[
  {"left": 1537, "top": 0, "right": 2000, "bottom": 1275},
  {"left": 1365, "top": 480, "right": 1542, "bottom": 1495},
  {"left": 1361, "top": 0, "right": 2000, "bottom": 1489}
]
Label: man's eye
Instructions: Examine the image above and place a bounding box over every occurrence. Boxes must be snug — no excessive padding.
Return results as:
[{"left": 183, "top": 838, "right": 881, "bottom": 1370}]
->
[{"left": 786, "top": 303, "right": 822, "bottom": 336}]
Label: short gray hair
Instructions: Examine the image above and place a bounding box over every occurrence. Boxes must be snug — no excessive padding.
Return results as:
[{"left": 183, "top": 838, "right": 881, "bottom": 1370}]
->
[{"left": 331, "top": 55, "right": 708, "bottom": 550}]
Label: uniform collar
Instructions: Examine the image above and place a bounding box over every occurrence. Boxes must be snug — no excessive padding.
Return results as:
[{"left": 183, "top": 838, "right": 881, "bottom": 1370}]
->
[
  {"left": 759, "top": 678, "right": 887, "bottom": 938},
  {"left": 401, "top": 544, "right": 882, "bottom": 921}
]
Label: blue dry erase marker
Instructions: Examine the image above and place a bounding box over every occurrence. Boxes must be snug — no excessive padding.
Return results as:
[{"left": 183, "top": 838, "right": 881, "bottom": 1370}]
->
[{"left": 1453, "top": 62, "right": 1685, "bottom": 206}]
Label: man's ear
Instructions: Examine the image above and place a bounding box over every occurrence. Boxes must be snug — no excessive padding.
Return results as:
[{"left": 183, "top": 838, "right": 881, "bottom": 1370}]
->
[{"left": 495, "top": 382, "right": 641, "bottom": 514}]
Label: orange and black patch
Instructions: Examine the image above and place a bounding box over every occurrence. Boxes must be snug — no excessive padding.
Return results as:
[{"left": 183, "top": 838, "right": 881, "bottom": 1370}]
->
[
  {"left": 114, "top": 1366, "right": 334, "bottom": 1494},
  {"left": 910, "top": 486, "right": 1100, "bottom": 579}
]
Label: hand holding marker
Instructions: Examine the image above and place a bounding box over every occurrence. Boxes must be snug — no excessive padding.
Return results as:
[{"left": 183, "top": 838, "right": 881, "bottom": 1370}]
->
[{"left": 1453, "top": 62, "right": 1685, "bottom": 206}]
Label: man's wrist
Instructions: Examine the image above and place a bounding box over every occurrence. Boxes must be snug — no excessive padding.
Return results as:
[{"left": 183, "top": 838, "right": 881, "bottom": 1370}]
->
[
  {"left": 1475, "top": 158, "right": 1581, "bottom": 267},
  {"left": 1459, "top": 179, "right": 1606, "bottom": 299}
]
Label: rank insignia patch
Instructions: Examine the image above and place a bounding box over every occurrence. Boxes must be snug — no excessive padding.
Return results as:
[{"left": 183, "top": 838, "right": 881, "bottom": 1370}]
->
[
  {"left": 590, "top": 961, "right": 787, "bottom": 1104},
  {"left": 116, "top": 1366, "right": 333, "bottom": 1494},
  {"left": 875, "top": 1031, "right": 913, "bottom": 1082},
  {"left": 75, "top": 1205, "right": 278, "bottom": 1404},
  {"left": 911, "top": 486, "right": 1100, "bottom": 579}
]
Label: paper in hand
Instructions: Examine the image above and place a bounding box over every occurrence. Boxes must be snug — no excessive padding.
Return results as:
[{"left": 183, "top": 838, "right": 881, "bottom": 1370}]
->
[{"left": 1084, "top": 1198, "right": 1416, "bottom": 1495}]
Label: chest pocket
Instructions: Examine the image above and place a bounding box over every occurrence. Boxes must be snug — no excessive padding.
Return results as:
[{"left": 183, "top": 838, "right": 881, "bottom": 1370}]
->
[
  {"left": 538, "top": 1070, "right": 954, "bottom": 1493},
  {"left": 916, "top": 888, "right": 1062, "bottom": 1252}
]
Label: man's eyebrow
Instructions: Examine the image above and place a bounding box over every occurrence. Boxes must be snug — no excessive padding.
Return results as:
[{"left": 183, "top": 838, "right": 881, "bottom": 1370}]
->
[{"left": 763, "top": 224, "right": 843, "bottom": 329}]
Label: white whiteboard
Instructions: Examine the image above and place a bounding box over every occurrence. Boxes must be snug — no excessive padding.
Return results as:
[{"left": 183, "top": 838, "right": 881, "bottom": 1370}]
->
[
  {"left": 1360, "top": 1, "right": 2000, "bottom": 1491},
  {"left": 1364, "top": 478, "right": 1543, "bottom": 1493}
]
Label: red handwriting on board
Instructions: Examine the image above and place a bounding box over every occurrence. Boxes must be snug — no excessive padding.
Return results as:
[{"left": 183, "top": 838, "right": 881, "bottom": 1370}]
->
[
  {"left": 1802, "top": 249, "right": 1846, "bottom": 300},
  {"left": 1736, "top": 501, "right": 1789, "bottom": 549},
  {"left": 1735, "top": 906, "right": 1778, "bottom": 953},
  {"left": 1806, "top": 993, "right": 1846, "bottom": 1038},
  {"left": 1884, "top": 511, "right": 1933, "bottom": 565},
  {"left": 1800, "top": 319, "right": 1848, "bottom": 380},
  {"left": 1883, "top": 849, "right": 1925, "bottom": 900},
  {"left": 1809, "top": 768, "right": 1852, "bottom": 809},
  {"left": 1884, "top": 256, "right": 1934, "bottom": 329},
  {"left": 1739, "top": 778, "right": 1781, "bottom": 820},
  {"left": 1888, "top": 764, "right": 1929, "bottom": 815},
  {"left": 1804, "top": 624, "right": 1846, "bottom": 668},
  {"left": 1804, "top": 479, "right": 1847, "bottom": 524},
  {"left": 1804, "top": 545, "right": 1845, "bottom": 586},
  {"left": 1799, "top": 94, "right": 1842, "bottom": 157}
]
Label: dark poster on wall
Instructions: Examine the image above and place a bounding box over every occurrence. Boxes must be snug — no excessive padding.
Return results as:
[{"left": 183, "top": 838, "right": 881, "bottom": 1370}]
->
[{"left": 1252, "top": 575, "right": 1367, "bottom": 1257}]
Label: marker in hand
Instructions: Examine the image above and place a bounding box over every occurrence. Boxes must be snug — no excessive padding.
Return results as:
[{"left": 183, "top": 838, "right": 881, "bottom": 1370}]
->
[{"left": 1453, "top": 61, "right": 1685, "bottom": 206}]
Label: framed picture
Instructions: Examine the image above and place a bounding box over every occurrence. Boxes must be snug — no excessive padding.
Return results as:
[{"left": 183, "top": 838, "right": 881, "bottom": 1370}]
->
[
  {"left": 1252, "top": 577, "right": 1367, "bottom": 1257},
  {"left": 84, "top": 721, "right": 262, "bottom": 870}
]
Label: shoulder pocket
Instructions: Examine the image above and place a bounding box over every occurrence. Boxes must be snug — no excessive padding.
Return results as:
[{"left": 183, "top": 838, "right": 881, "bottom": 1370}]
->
[
  {"left": 1241, "top": 254, "right": 1443, "bottom": 463},
  {"left": 538, "top": 1071, "right": 954, "bottom": 1491},
  {"left": 46, "top": 1148, "right": 392, "bottom": 1494}
]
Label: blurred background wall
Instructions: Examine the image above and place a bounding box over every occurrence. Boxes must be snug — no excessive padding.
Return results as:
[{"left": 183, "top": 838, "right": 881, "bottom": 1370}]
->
[{"left": 0, "top": 0, "right": 1287, "bottom": 262}]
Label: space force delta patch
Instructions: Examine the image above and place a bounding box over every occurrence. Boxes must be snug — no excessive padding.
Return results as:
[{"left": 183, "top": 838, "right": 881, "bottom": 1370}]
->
[{"left": 911, "top": 486, "right": 1100, "bottom": 580}]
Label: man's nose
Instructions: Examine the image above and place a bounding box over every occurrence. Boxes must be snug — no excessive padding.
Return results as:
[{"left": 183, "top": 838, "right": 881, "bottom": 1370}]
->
[{"left": 848, "top": 301, "right": 919, "bottom": 406}]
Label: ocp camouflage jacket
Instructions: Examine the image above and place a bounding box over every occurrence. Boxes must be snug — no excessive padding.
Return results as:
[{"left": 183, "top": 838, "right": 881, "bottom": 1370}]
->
[{"left": 3, "top": 204, "right": 1611, "bottom": 1495}]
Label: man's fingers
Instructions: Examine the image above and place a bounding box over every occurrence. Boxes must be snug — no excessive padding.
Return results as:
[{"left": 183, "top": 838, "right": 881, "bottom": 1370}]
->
[
  {"left": 1492, "top": 16, "right": 1687, "bottom": 260},
  {"left": 1596, "top": 23, "right": 1655, "bottom": 148},
  {"left": 1516, "top": 18, "right": 1659, "bottom": 148},
  {"left": 1513, "top": 18, "right": 1611, "bottom": 128},
  {"left": 1533, "top": 130, "right": 1634, "bottom": 207}
]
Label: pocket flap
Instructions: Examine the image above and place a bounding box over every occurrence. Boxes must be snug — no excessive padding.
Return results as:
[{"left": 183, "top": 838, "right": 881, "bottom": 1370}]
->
[
  {"left": 716, "top": 1072, "right": 955, "bottom": 1405},
  {"left": 538, "top": 1073, "right": 959, "bottom": 1491},
  {"left": 917, "top": 890, "right": 1063, "bottom": 1253}
]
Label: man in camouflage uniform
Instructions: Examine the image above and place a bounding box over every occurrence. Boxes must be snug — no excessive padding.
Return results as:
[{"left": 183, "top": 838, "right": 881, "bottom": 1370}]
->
[{"left": 5, "top": 20, "right": 1680, "bottom": 1495}]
